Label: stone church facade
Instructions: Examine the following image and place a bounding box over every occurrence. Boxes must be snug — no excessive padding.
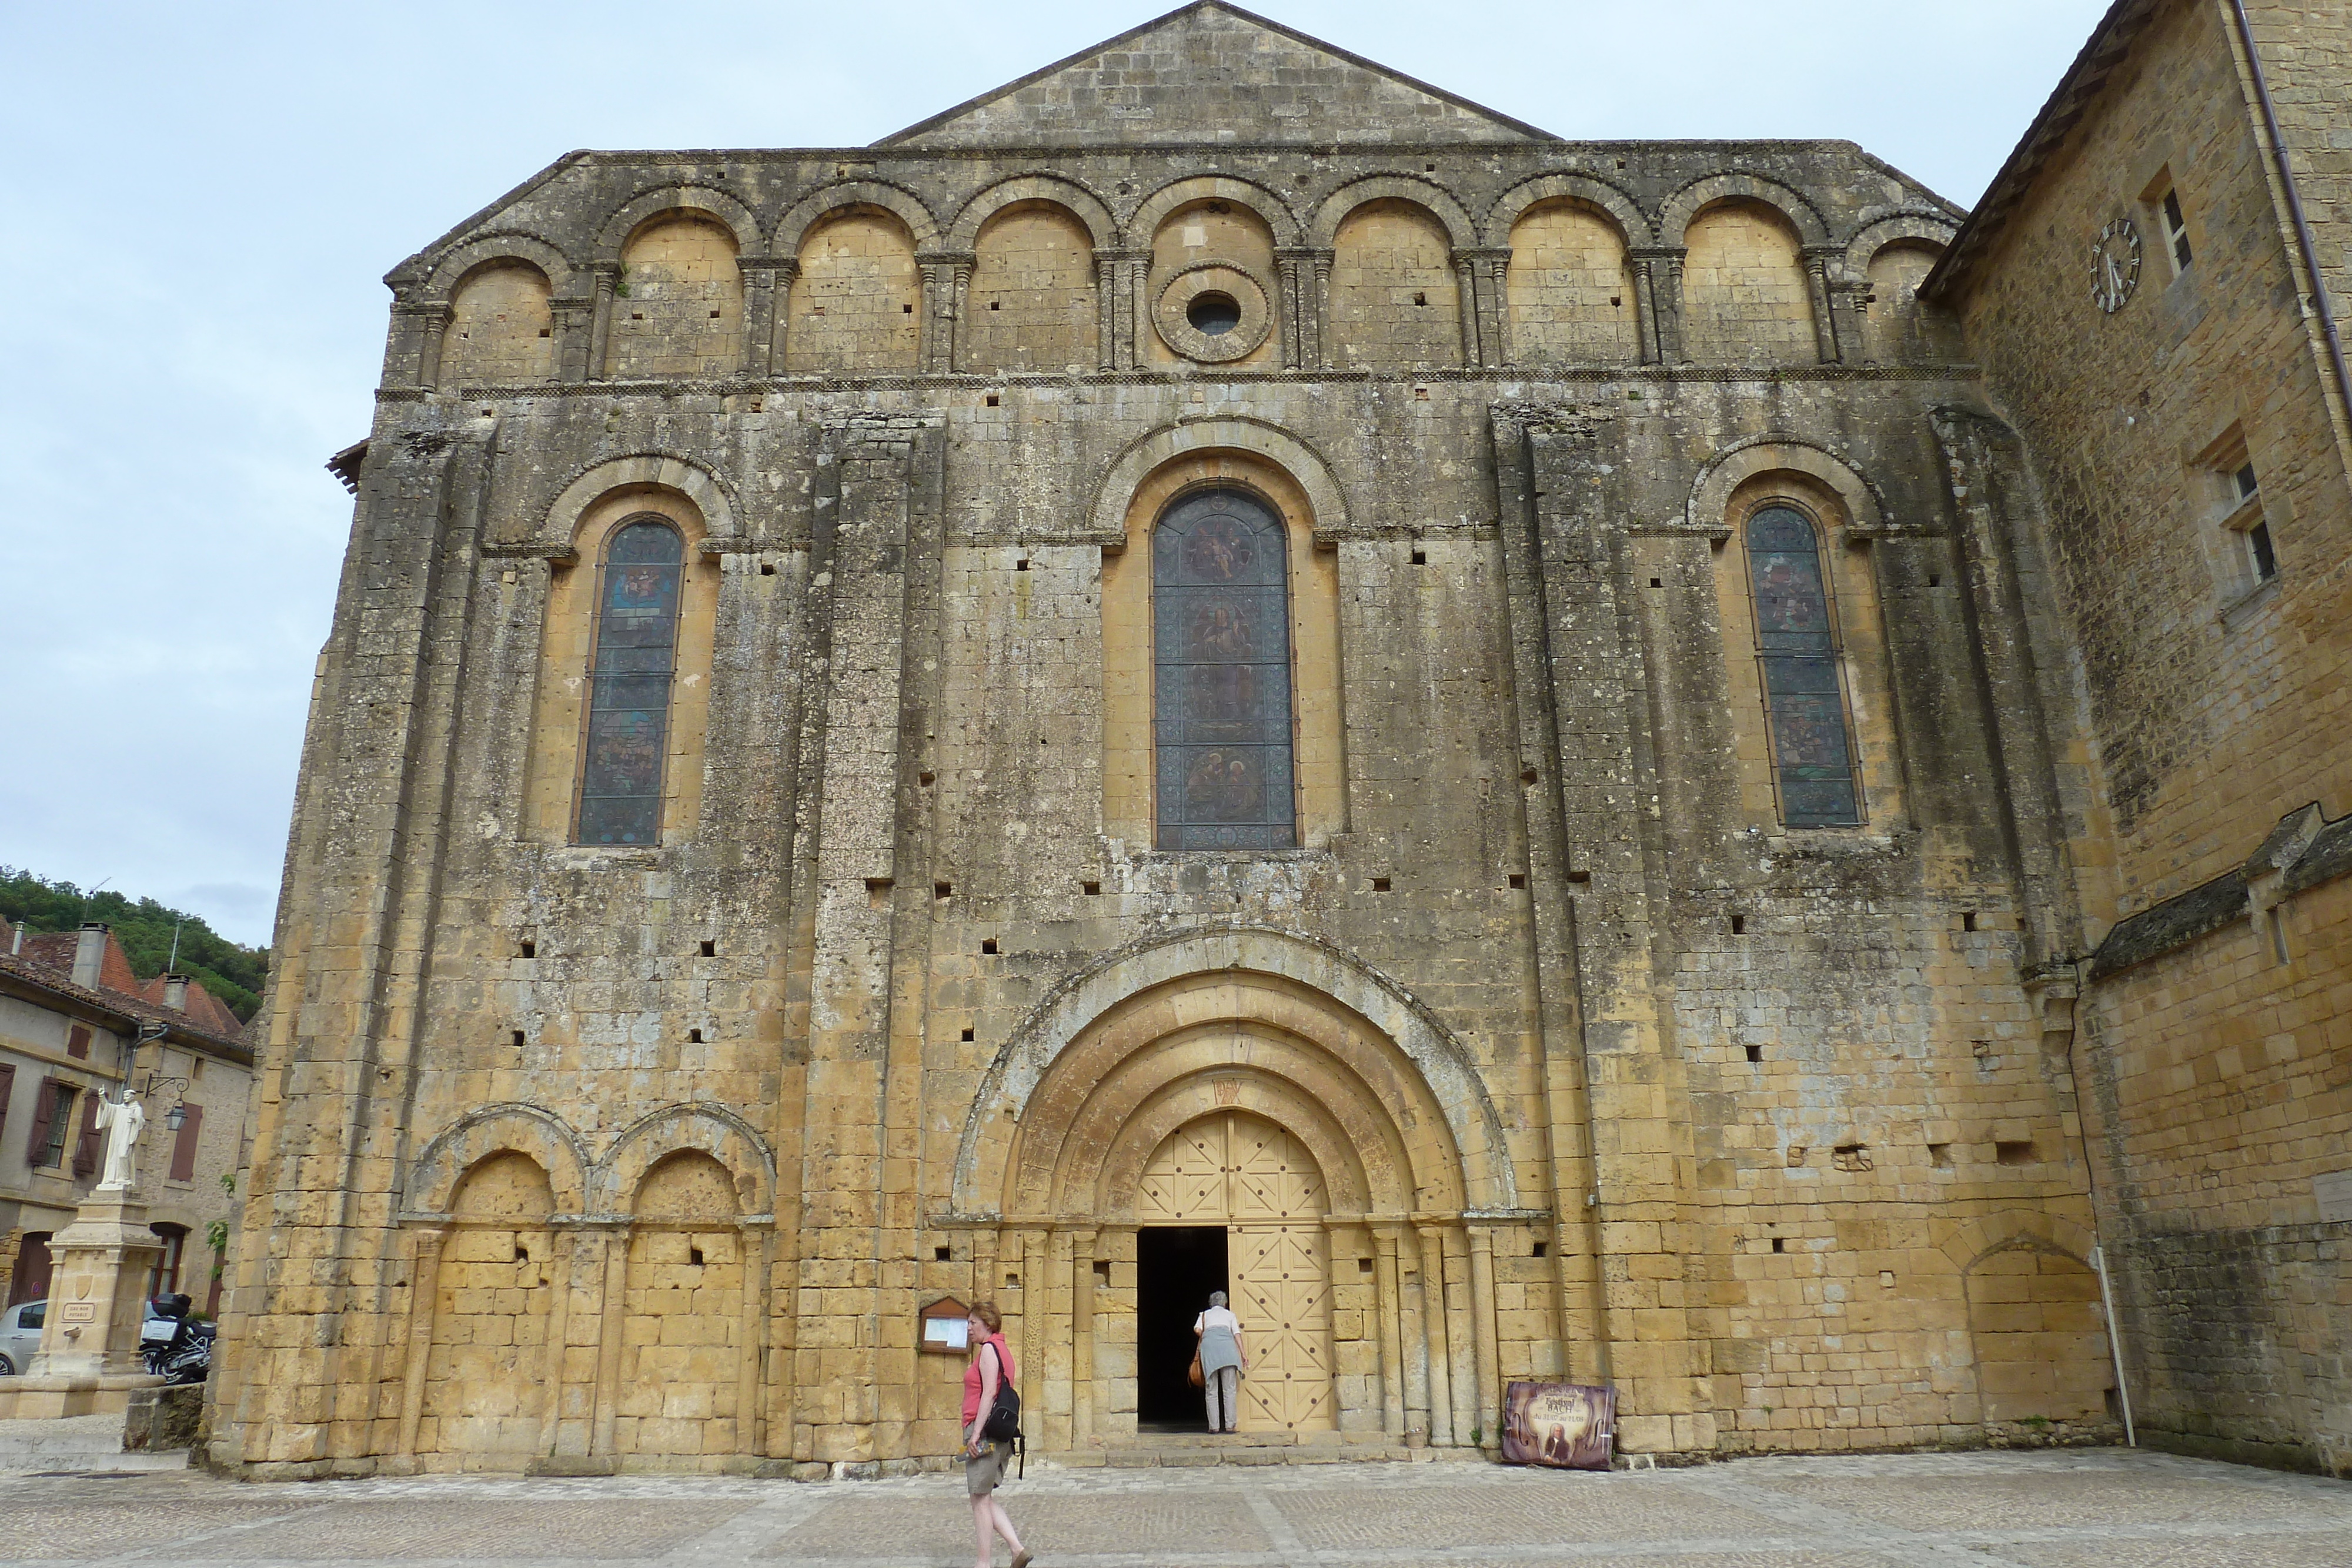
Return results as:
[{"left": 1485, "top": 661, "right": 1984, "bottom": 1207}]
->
[{"left": 209, "top": 1, "right": 2348, "bottom": 1477}]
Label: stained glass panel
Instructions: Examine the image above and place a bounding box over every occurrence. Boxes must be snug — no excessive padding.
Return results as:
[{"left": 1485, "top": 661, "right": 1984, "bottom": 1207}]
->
[
  {"left": 576, "top": 519, "right": 684, "bottom": 845},
  {"left": 1745, "top": 506, "right": 1860, "bottom": 828},
  {"left": 1154, "top": 489, "right": 1295, "bottom": 850}
]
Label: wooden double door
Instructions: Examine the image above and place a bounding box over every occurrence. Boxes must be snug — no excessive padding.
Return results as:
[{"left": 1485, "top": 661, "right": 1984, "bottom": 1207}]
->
[{"left": 1137, "top": 1111, "right": 1334, "bottom": 1432}]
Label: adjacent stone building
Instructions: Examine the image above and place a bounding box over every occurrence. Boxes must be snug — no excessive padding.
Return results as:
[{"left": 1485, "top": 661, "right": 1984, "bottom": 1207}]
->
[
  {"left": 210, "top": 0, "right": 2346, "bottom": 1477},
  {"left": 1925, "top": 0, "right": 2352, "bottom": 1476},
  {"left": 1, "top": 922, "right": 255, "bottom": 1332}
]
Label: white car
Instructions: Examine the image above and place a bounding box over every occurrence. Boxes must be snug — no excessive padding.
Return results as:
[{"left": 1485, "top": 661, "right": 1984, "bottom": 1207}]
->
[
  {"left": 0, "top": 1299, "right": 183, "bottom": 1375},
  {"left": 0, "top": 1299, "right": 46, "bottom": 1376}
]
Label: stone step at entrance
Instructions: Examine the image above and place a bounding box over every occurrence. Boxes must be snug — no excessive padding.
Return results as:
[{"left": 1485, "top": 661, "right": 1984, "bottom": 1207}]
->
[{"left": 1041, "top": 1430, "right": 1478, "bottom": 1468}]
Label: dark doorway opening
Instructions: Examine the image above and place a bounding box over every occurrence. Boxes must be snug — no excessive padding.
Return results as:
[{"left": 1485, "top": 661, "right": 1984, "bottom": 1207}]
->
[
  {"left": 8, "top": 1233, "right": 52, "bottom": 1307},
  {"left": 1135, "top": 1225, "right": 1228, "bottom": 1429}
]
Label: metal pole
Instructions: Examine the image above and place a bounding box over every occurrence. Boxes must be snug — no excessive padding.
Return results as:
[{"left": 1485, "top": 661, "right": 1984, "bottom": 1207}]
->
[{"left": 2092, "top": 1245, "right": 2136, "bottom": 1446}]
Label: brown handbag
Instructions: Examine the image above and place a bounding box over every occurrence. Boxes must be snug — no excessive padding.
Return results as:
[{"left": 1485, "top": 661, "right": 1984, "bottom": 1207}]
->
[{"left": 1188, "top": 1349, "right": 1205, "bottom": 1388}]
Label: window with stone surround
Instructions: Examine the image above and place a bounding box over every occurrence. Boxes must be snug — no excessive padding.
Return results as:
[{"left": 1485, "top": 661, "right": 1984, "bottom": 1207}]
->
[
  {"left": 1152, "top": 487, "right": 1297, "bottom": 850},
  {"left": 574, "top": 519, "right": 686, "bottom": 846},
  {"left": 2153, "top": 178, "right": 2193, "bottom": 275},
  {"left": 1743, "top": 505, "right": 1863, "bottom": 828},
  {"left": 2197, "top": 425, "right": 2278, "bottom": 599},
  {"left": 26, "top": 1079, "right": 75, "bottom": 1169}
]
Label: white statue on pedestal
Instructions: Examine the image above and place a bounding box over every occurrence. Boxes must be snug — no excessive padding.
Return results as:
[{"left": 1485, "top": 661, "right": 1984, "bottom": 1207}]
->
[{"left": 92, "top": 1091, "right": 146, "bottom": 1191}]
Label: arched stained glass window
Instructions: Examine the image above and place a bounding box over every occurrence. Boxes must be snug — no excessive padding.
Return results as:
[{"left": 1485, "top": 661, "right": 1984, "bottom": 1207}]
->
[
  {"left": 575, "top": 518, "right": 684, "bottom": 845},
  {"left": 1154, "top": 489, "right": 1295, "bottom": 850},
  {"left": 1746, "top": 506, "right": 1862, "bottom": 828}
]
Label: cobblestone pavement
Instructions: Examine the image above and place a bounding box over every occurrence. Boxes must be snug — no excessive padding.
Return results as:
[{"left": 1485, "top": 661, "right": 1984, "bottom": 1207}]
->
[{"left": 4, "top": 1449, "right": 2348, "bottom": 1567}]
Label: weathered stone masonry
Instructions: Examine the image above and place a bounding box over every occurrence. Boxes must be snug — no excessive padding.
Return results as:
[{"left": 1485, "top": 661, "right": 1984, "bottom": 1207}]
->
[{"left": 206, "top": 0, "right": 2344, "bottom": 1477}]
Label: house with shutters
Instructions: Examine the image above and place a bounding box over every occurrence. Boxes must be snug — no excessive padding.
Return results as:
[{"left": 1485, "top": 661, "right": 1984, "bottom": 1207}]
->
[{"left": 0, "top": 921, "right": 254, "bottom": 1329}]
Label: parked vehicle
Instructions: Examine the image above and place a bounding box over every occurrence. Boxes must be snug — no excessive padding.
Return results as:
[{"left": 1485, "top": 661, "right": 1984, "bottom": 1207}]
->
[
  {"left": 0, "top": 1296, "right": 211, "bottom": 1380},
  {"left": 141, "top": 1293, "right": 210, "bottom": 1385},
  {"left": 0, "top": 1299, "right": 45, "bottom": 1375}
]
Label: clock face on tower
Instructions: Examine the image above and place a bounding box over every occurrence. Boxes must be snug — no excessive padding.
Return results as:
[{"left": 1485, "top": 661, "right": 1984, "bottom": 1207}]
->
[{"left": 2090, "top": 218, "right": 2142, "bottom": 314}]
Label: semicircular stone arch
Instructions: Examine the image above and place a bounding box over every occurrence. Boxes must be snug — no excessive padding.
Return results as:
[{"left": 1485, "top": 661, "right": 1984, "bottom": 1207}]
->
[
  {"left": 1309, "top": 175, "right": 1477, "bottom": 250},
  {"left": 1083, "top": 1055, "right": 1383, "bottom": 1220},
  {"left": 947, "top": 173, "right": 1118, "bottom": 252},
  {"left": 405, "top": 1104, "right": 590, "bottom": 1219},
  {"left": 542, "top": 453, "right": 737, "bottom": 553},
  {"left": 769, "top": 179, "right": 941, "bottom": 256},
  {"left": 953, "top": 926, "right": 1517, "bottom": 1216},
  {"left": 1127, "top": 175, "right": 1302, "bottom": 248},
  {"left": 1025, "top": 1013, "right": 1413, "bottom": 1218},
  {"left": 1687, "top": 436, "right": 1890, "bottom": 537},
  {"left": 1482, "top": 173, "right": 1653, "bottom": 249},
  {"left": 1659, "top": 172, "right": 1830, "bottom": 248},
  {"left": 594, "top": 184, "right": 761, "bottom": 262},
  {"left": 591, "top": 1102, "right": 776, "bottom": 1219},
  {"left": 1090, "top": 418, "right": 1349, "bottom": 542},
  {"left": 1843, "top": 212, "right": 1959, "bottom": 274},
  {"left": 422, "top": 233, "right": 577, "bottom": 303}
]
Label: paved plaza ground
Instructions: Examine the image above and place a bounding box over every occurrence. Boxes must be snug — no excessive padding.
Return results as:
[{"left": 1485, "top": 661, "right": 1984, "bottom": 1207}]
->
[{"left": 4, "top": 1447, "right": 2350, "bottom": 1567}]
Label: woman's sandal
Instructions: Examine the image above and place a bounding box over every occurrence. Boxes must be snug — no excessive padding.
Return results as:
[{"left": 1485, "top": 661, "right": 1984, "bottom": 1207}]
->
[{"left": 1010, "top": 1552, "right": 1034, "bottom": 1568}]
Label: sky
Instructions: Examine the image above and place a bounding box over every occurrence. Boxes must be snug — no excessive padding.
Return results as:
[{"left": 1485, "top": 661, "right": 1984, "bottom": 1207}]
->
[{"left": 0, "top": 0, "right": 2109, "bottom": 949}]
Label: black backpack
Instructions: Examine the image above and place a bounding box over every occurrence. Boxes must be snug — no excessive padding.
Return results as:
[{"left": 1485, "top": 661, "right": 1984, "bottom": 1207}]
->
[{"left": 978, "top": 1340, "right": 1024, "bottom": 1476}]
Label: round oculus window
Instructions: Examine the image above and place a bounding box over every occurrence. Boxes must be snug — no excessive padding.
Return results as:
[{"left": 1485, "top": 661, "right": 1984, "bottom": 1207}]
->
[
  {"left": 1152, "top": 263, "right": 1272, "bottom": 363},
  {"left": 1187, "top": 291, "right": 1242, "bottom": 337}
]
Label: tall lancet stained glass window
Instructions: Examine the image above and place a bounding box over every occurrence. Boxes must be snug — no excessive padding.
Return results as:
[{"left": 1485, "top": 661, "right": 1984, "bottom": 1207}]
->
[
  {"left": 576, "top": 518, "right": 684, "bottom": 845},
  {"left": 1745, "top": 506, "right": 1863, "bottom": 827},
  {"left": 1154, "top": 489, "right": 1296, "bottom": 850}
]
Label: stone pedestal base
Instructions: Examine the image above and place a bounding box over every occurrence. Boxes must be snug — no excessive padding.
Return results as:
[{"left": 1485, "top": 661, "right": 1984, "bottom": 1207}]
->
[
  {"left": 23, "top": 1186, "right": 165, "bottom": 1395},
  {"left": 0, "top": 1372, "right": 165, "bottom": 1420}
]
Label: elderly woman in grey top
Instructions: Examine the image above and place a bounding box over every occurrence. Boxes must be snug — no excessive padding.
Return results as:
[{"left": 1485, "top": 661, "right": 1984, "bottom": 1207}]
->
[{"left": 1193, "top": 1291, "right": 1250, "bottom": 1433}]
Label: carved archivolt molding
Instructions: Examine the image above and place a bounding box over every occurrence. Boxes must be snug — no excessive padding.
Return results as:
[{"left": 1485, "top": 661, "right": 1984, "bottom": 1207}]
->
[
  {"left": 951, "top": 924, "right": 1521, "bottom": 1218},
  {"left": 1091, "top": 418, "right": 1350, "bottom": 542}
]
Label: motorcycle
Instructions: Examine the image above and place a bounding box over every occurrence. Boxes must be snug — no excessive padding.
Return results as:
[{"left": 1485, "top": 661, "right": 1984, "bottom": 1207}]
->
[{"left": 141, "top": 1293, "right": 212, "bottom": 1386}]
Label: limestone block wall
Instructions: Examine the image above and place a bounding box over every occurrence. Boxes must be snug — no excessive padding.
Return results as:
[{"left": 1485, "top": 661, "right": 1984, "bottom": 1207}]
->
[
  {"left": 1681, "top": 200, "right": 1816, "bottom": 366},
  {"left": 215, "top": 119, "right": 2159, "bottom": 1480},
  {"left": 1506, "top": 199, "right": 1638, "bottom": 364},
  {"left": 786, "top": 210, "right": 921, "bottom": 373},
  {"left": 610, "top": 218, "right": 743, "bottom": 380},
  {"left": 963, "top": 203, "right": 1098, "bottom": 373},
  {"left": 442, "top": 264, "right": 555, "bottom": 386},
  {"left": 1327, "top": 199, "right": 1461, "bottom": 368},
  {"left": 1939, "top": 0, "right": 2352, "bottom": 1476}
]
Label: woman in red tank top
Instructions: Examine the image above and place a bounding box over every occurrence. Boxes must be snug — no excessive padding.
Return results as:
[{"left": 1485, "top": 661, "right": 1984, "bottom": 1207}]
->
[{"left": 961, "top": 1302, "right": 1031, "bottom": 1568}]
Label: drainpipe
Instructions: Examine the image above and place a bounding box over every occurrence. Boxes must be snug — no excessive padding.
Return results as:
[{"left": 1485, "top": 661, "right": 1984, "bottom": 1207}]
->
[
  {"left": 2229, "top": 0, "right": 2352, "bottom": 435},
  {"left": 2091, "top": 1244, "right": 2137, "bottom": 1446}
]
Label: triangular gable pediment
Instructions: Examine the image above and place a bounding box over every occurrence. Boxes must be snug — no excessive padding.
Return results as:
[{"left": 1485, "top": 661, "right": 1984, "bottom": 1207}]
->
[{"left": 878, "top": 2, "right": 1552, "bottom": 148}]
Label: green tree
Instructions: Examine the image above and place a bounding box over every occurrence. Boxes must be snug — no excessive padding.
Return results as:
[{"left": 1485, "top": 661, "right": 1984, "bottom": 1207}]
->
[{"left": 0, "top": 868, "right": 268, "bottom": 1022}]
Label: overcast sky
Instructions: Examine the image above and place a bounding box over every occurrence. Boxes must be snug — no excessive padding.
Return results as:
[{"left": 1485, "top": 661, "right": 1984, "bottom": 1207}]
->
[{"left": 0, "top": 1, "right": 2106, "bottom": 949}]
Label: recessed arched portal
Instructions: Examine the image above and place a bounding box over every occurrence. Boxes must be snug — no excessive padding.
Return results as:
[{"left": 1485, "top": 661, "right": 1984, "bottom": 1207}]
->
[{"left": 967, "top": 943, "right": 1505, "bottom": 1450}]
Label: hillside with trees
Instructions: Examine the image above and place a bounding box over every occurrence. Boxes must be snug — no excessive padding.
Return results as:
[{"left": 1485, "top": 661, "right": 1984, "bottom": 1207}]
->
[{"left": 0, "top": 868, "right": 268, "bottom": 1021}]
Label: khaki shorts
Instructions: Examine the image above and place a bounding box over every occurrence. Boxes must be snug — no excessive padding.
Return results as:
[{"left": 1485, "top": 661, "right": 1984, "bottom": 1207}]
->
[{"left": 965, "top": 1437, "right": 1011, "bottom": 1495}]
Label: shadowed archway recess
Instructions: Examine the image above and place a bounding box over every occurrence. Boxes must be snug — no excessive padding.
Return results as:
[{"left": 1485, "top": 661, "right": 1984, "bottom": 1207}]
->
[
  {"left": 951, "top": 926, "right": 1517, "bottom": 1221},
  {"left": 950, "top": 944, "right": 1521, "bottom": 1451}
]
